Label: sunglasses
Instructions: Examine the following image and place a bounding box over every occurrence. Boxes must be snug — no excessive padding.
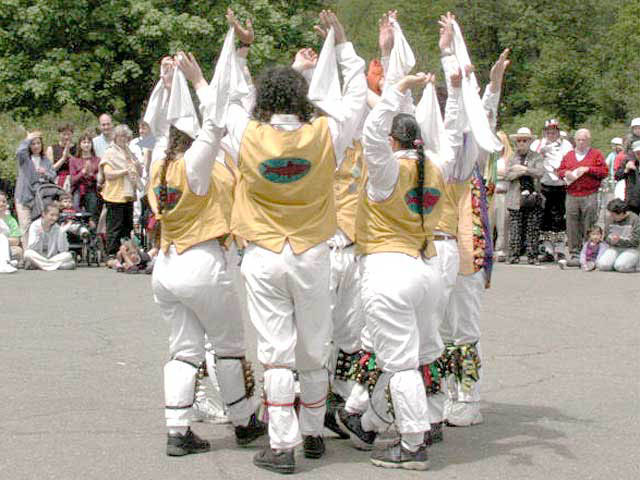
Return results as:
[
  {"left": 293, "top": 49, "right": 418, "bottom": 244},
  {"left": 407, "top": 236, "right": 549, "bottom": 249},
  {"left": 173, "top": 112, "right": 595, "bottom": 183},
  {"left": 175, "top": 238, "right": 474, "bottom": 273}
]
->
[{"left": 515, "top": 139, "right": 530, "bottom": 143}]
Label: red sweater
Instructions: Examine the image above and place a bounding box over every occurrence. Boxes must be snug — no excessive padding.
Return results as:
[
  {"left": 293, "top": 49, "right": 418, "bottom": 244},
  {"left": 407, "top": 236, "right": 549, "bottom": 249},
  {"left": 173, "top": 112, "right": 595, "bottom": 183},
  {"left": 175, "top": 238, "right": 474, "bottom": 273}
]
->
[{"left": 558, "top": 148, "right": 607, "bottom": 196}]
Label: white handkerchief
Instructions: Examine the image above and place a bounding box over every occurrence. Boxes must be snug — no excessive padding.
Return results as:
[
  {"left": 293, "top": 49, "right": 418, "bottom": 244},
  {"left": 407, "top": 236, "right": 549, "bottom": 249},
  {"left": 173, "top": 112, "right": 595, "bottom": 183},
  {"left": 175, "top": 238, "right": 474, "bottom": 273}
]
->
[
  {"left": 143, "top": 80, "right": 169, "bottom": 138},
  {"left": 210, "top": 28, "right": 250, "bottom": 128},
  {"left": 167, "top": 68, "right": 200, "bottom": 139},
  {"left": 386, "top": 19, "right": 416, "bottom": 87},
  {"left": 415, "top": 82, "right": 454, "bottom": 173},
  {"left": 452, "top": 20, "right": 502, "bottom": 153},
  {"left": 308, "top": 27, "right": 345, "bottom": 122}
]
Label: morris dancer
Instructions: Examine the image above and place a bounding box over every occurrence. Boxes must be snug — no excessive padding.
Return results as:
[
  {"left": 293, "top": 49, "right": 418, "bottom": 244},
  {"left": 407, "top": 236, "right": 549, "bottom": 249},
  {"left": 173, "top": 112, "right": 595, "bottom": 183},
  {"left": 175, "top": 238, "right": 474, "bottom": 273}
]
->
[
  {"left": 147, "top": 51, "right": 264, "bottom": 457},
  {"left": 223, "top": 10, "right": 366, "bottom": 474}
]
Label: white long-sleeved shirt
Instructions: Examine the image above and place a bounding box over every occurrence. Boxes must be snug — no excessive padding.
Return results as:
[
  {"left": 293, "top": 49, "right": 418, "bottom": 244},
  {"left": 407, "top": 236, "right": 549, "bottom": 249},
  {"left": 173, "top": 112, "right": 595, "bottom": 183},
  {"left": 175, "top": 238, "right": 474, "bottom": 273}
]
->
[
  {"left": 530, "top": 137, "right": 574, "bottom": 186},
  {"left": 225, "top": 42, "right": 367, "bottom": 169},
  {"left": 362, "top": 85, "right": 463, "bottom": 202}
]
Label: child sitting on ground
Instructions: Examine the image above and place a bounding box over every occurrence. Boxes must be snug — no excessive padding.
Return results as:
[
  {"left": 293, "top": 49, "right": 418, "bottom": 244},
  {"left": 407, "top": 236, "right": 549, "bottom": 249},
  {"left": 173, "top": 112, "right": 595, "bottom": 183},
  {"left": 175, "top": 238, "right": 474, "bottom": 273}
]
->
[
  {"left": 0, "top": 191, "right": 21, "bottom": 273},
  {"left": 24, "top": 204, "right": 75, "bottom": 271},
  {"left": 559, "top": 225, "right": 609, "bottom": 271},
  {"left": 107, "top": 238, "right": 151, "bottom": 273},
  {"left": 596, "top": 199, "right": 640, "bottom": 272}
]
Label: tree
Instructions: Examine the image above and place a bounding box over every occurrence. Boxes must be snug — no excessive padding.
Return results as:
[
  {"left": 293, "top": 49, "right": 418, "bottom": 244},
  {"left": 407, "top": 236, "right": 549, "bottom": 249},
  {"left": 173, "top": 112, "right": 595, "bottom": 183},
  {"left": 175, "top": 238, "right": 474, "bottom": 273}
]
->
[{"left": 0, "top": 0, "right": 328, "bottom": 125}]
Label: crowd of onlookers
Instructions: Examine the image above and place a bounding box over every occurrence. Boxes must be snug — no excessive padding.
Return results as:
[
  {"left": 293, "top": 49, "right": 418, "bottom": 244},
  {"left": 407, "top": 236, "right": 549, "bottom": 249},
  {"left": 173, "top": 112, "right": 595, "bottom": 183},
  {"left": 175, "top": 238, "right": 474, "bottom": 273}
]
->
[
  {"left": 1, "top": 114, "right": 158, "bottom": 273},
  {"left": 491, "top": 117, "right": 640, "bottom": 272},
  {"left": 2, "top": 114, "right": 640, "bottom": 274}
]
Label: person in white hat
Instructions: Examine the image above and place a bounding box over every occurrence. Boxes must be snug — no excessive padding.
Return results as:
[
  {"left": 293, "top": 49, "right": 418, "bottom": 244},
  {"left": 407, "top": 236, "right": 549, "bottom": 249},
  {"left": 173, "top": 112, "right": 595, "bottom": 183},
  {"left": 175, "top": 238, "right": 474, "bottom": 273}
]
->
[
  {"left": 613, "top": 140, "right": 640, "bottom": 215},
  {"left": 505, "top": 128, "right": 544, "bottom": 263},
  {"left": 530, "top": 118, "right": 574, "bottom": 262},
  {"left": 624, "top": 117, "right": 640, "bottom": 155},
  {"left": 606, "top": 137, "right": 624, "bottom": 180}
]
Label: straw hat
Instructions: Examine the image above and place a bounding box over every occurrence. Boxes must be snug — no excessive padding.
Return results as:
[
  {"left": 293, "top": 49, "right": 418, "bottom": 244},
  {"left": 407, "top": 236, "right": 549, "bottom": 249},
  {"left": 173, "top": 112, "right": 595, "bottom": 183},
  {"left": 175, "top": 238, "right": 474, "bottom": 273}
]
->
[{"left": 509, "top": 127, "right": 536, "bottom": 141}]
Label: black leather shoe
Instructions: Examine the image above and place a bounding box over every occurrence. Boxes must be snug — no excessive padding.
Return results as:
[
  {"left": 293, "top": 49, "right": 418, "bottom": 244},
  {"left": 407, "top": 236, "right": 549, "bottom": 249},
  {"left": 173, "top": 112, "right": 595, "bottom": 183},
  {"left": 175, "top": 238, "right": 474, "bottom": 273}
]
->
[
  {"left": 337, "top": 408, "right": 377, "bottom": 450},
  {"left": 303, "top": 435, "right": 325, "bottom": 459},
  {"left": 324, "top": 410, "right": 349, "bottom": 439},
  {"left": 370, "top": 441, "right": 429, "bottom": 470},
  {"left": 425, "top": 421, "right": 444, "bottom": 446},
  {"left": 253, "top": 448, "right": 295, "bottom": 474},
  {"left": 235, "top": 413, "right": 267, "bottom": 446},
  {"left": 166, "top": 428, "right": 211, "bottom": 456}
]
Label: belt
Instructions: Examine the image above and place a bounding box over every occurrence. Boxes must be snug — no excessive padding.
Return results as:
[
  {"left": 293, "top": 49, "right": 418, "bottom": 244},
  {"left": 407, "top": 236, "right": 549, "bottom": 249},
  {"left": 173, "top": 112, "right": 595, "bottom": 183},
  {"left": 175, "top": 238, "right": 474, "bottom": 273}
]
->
[{"left": 434, "top": 234, "right": 457, "bottom": 241}]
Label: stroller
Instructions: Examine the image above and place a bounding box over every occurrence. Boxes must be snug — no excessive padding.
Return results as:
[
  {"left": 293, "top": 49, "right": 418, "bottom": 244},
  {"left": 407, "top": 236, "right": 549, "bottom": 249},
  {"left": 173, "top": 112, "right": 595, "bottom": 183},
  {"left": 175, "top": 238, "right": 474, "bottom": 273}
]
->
[
  {"left": 31, "top": 182, "right": 65, "bottom": 221},
  {"left": 60, "top": 211, "right": 104, "bottom": 267}
]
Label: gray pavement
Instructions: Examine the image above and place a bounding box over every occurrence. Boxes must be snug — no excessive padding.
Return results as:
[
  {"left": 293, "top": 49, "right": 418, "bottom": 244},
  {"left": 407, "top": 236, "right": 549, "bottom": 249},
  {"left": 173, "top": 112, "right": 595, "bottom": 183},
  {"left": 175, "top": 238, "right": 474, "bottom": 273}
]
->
[{"left": 1, "top": 263, "right": 639, "bottom": 479}]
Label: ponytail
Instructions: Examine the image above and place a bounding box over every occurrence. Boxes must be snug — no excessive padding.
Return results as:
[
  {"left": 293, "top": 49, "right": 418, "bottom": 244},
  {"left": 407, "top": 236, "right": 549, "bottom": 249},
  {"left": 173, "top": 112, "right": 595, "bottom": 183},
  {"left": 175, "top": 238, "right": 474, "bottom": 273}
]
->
[{"left": 157, "top": 125, "right": 192, "bottom": 215}]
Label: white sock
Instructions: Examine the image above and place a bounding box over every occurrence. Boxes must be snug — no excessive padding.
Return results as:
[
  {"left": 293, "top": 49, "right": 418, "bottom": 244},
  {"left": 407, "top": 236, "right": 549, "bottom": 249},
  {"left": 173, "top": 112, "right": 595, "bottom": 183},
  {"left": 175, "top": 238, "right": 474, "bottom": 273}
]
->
[
  {"left": 401, "top": 432, "right": 424, "bottom": 452},
  {"left": 168, "top": 426, "right": 188, "bottom": 436}
]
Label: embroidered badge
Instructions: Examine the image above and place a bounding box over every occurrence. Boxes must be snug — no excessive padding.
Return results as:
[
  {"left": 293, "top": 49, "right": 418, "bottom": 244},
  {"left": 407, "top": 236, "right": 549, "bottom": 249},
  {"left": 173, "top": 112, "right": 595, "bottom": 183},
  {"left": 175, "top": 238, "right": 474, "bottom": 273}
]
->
[
  {"left": 259, "top": 158, "right": 311, "bottom": 183},
  {"left": 404, "top": 187, "right": 441, "bottom": 215},
  {"left": 153, "top": 185, "right": 182, "bottom": 212}
]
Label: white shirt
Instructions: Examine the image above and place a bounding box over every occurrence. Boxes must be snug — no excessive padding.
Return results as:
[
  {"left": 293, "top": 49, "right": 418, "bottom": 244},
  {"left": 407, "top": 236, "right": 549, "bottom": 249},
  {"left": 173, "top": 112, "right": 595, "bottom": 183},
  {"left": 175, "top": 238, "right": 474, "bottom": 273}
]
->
[
  {"left": 225, "top": 42, "right": 367, "bottom": 170},
  {"left": 530, "top": 137, "right": 573, "bottom": 186},
  {"left": 28, "top": 219, "right": 68, "bottom": 258}
]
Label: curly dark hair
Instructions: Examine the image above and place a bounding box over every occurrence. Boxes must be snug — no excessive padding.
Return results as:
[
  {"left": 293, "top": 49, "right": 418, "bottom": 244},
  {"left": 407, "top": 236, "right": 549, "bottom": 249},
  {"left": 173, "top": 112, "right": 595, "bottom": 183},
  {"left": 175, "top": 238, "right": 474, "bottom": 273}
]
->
[{"left": 253, "top": 66, "right": 315, "bottom": 123}]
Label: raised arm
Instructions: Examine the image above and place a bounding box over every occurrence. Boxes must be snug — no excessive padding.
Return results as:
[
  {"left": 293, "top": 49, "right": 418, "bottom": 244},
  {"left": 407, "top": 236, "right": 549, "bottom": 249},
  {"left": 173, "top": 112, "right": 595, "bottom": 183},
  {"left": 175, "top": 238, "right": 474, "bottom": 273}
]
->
[
  {"left": 363, "top": 73, "right": 430, "bottom": 201},
  {"left": 175, "top": 52, "right": 224, "bottom": 196},
  {"left": 321, "top": 11, "right": 367, "bottom": 166}
]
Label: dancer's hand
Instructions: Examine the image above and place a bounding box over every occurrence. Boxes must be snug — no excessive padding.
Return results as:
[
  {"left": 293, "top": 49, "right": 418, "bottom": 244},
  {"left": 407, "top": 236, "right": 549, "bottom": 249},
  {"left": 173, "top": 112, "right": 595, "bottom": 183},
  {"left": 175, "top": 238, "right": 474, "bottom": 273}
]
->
[
  {"left": 226, "top": 8, "right": 254, "bottom": 45},
  {"left": 489, "top": 48, "right": 511, "bottom": 92},
  {"left": 378, "top": 11, "right": 395, "bottom": 56},
  {"left": 438, "top": 12, "right": 456, "bottom": 53},
  {"left": 175, "top": 51, "right": 207, "bottom": 91},
  {"left": 293, "top": 48, "right": 318, "bottom": 72},
  {"left": 397, "top": 72, "right": 435, "bottom": 93},
  {"left": 319, "top": 10, "right": 347, "bottom": 45}
]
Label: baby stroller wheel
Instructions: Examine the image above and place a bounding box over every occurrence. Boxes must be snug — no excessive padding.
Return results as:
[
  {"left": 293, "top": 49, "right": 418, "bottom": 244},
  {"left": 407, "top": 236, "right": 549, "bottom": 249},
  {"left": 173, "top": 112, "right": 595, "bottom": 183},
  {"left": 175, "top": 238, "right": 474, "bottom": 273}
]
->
[{"left": 82, "top": 243, "right": 90, "bottom": 267}]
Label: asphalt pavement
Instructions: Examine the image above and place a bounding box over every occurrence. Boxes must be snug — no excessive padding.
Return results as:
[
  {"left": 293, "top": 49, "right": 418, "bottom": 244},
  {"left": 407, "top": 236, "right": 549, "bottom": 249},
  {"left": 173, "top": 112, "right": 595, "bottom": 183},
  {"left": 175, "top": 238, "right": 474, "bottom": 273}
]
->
[{"left": 1, "top": 263, "right": 638, "bottom": 479}]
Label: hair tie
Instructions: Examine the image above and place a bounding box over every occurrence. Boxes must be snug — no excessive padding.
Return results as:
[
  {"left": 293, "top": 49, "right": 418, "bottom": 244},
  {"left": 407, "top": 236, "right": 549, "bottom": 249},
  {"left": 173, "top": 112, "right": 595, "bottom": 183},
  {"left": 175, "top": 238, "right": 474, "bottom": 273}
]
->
[{"left": 413, "top": 139, "right": 424, "bottom": 147}]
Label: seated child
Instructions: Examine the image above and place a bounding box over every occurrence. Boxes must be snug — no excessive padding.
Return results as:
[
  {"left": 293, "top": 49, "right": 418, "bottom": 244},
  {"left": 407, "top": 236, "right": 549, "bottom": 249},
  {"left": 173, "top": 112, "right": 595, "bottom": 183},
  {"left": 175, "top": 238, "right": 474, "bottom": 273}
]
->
[
  {"left": 0, "top": 191, "right": 21, "bottom": 273},
  {"left": 24, "top": 204, "right": 76, "bottom": 271},
  {"left": 596, "top": 199, "right": 640, "bottom": 273},
  {"left": 108, "top": 238, "right": 151, "bottom": 273},
  {"left": 578, "top": 226, "right": 608, "bottom": 271},
  {"left": 57, "top": 192, "right": 93, "bottom": 238}
]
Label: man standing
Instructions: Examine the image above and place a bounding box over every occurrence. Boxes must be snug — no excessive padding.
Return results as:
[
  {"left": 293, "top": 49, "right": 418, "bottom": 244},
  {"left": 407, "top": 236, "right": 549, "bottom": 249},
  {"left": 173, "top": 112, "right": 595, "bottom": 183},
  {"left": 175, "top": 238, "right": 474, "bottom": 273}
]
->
[
  {"left": 557, "top": 128, "right": 608, "bottom": 266},
  {"left": 530, "top": 119, "right": 573, "bottom": 261},
  {"left": 92, "top": 113, "right": 113, "bottom": 159}
]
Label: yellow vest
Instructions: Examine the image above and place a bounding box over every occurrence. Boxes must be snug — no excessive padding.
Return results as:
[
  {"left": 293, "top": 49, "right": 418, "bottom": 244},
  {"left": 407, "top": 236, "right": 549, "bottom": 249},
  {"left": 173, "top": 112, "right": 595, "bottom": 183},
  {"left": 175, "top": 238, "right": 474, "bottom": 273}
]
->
[
  {"left": 435, "top": 182, "right": 467, "bottom": 236},
  {"left": 148, "top": 155, "right": 228, "bottom": 254},
  {"left": 356, "top": 156, "right": 445, "bottom": 258},
  {"left": 231, "top": 117, "right": 337, "bottom": 254},
  {"left": 334, "top": 141, "right": 368, "bottom": 243}
]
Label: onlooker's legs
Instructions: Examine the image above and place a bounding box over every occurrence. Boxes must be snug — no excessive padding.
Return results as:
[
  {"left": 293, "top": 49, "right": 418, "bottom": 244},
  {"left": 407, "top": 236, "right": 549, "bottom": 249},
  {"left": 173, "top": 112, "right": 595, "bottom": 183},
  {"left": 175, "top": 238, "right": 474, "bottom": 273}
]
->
[
  {"left": 508, "top": 209, "right": 523, "bottom": 261},
  {"left": 565, "top": 195, "right": 582, "bottom": 256},
  {"left": 596, "top": 248, "right": 618, "bottom": 271},
  {"left": 613, "top": 249, "right": 640, "bottom": 273},
  {"left": 581, "top": 193, "right": 599, "bottom": 245},
  {"left": 524, "top": 208, "right": 542, "bottom": 260},
  {"left": 15, "top": 202, "right": 32, "bottom": 249}
]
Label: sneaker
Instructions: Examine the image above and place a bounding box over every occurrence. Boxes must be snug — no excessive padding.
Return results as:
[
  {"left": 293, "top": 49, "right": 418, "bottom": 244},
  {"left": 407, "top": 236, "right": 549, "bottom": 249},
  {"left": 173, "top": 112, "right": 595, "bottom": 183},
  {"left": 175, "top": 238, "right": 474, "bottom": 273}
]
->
[
  {"left": 303, "top": 435, "right": 325, "bottom": 459},
  {"left": 166, "top": 428, "right": 211, "bottom": 456},
  {"left": 445, "top": 401, "right": 483, "bottom": 427},
  {"left": 337, "top": 408, "right": 377, "bottom": 451},
  {"left": 507, "top": 256, "right": 520, "bottom": 264},
  {"left": 425, "top": 421, "right": 444, "bottom": 446},
  {"left": 370, "top": 441, "right": 429, "bottom": 470},
  {"left": 253, "top": 448, "right": 295, "bottom": 475},
  {"left": 324, "top": 410, "right": 349, "bottom": 439},
  {"left": 558, "top": 259, "right": 568, "bottom": 270},
  {"left": 192, "top": 398, "right": 230, "bottom": 425},
  {"left": 235, "top": 413, "right": 267, "bottom": 446}
]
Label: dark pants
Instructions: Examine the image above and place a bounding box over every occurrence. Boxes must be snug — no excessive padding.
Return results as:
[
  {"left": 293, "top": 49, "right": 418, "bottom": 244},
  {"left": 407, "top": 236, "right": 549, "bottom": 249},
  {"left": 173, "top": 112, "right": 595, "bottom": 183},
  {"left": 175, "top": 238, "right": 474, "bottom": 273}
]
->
[
  {"left": 508, "top": 207, "right": 543, "bottom": 260},
  {"left": 105, "top": 201, "right": 134, "bottom": 256},
  {"left": 73, "top": 190, "right": 99, "bottom": 218},
  {"left": 540, "top": 184, "right": 567, "bottom": 232},
  {"left": 566, "top": 193, "right": 598, "bottom": 255}
]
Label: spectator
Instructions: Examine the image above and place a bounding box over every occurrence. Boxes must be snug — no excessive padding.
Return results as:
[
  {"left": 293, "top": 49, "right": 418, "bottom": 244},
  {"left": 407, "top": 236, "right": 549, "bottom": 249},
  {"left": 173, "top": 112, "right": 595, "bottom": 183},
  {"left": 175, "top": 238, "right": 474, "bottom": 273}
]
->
[
  {"left": 559, "top": 225, "right": 608, "bottom": 271},
  {"left": 46, "top": 123, "right": 76, "bottom": 191},
  {"left": 606, "top": 137, "right": 624, "bottom": 185},
  {"left": 0, "top": 191, "right": 20, "bottom": 272},
  {"left": 492, "top": 131, "right": 512, "bottom": 261},
  {"left": 596, "top": 199, "right": 640, "bottom": 272},
  {"left": 14, "top": 131, "right": 56, "bottom": 248},
  {"left": 92, "top": 114, "right": 113, "bottom": 159},
  {"left": 614, "top": 140, "right": 640, "bottom": 215},
  {"left": 58, "top": 192, "right": 91, "bottom": 238},
  {"left": 506, "top": 127, "right": 545, "bottom": 264},
  {"left": 100, "top": 124, "right": 141, "bottom": 257},
  {"left": 558, "top": 128, "right": 608, "bottom": 266},
  {"left": 530, "top": 119, "right": 573, "bottom": 262},
  {"left": 128, "top": 119, "right": 154, "bottom": 226},
  {"left": 69, "top": 131, "right": 100, "bottom": 217},
  {"left": 623, "top": 117, "right": 640, "bottom": 155},
  {"left": 23, "top": 204, "right": 75, "bottom": 271}
]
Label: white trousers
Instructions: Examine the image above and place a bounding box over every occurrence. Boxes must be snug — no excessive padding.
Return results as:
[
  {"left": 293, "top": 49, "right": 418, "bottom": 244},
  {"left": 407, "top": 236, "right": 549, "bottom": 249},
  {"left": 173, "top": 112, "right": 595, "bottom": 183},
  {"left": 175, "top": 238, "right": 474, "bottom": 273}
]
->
[
  {"left": 359, "top": 253, "right": 442, "bottom": 436},
  {"left": 329, "top": 244, "right": 365, "bottom": 399},
  {"left": 152, "top": 240, "right": 252, "bottom": 427},
  {"left": 241, "top": 242, "right": 332, "bottom": 449},
  {"left": 441, "top": 270, "right": 485, "bottom": 403},
  {"left": 24, "top": 249, "right": 74, "bottom": 271}
]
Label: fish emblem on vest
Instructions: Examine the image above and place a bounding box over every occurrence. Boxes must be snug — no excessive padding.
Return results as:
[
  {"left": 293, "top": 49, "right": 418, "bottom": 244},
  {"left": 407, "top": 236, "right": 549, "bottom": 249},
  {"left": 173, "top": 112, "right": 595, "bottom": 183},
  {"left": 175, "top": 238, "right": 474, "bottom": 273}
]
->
[
  {"left": 404, "top": 187, "right": 441, "bottom": 215},
  {"left": 259, "top": 158, "right": 311, "bottom": 183},
  {"left": 153, "top": 185, "right": 182, "bottom": 212}
]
